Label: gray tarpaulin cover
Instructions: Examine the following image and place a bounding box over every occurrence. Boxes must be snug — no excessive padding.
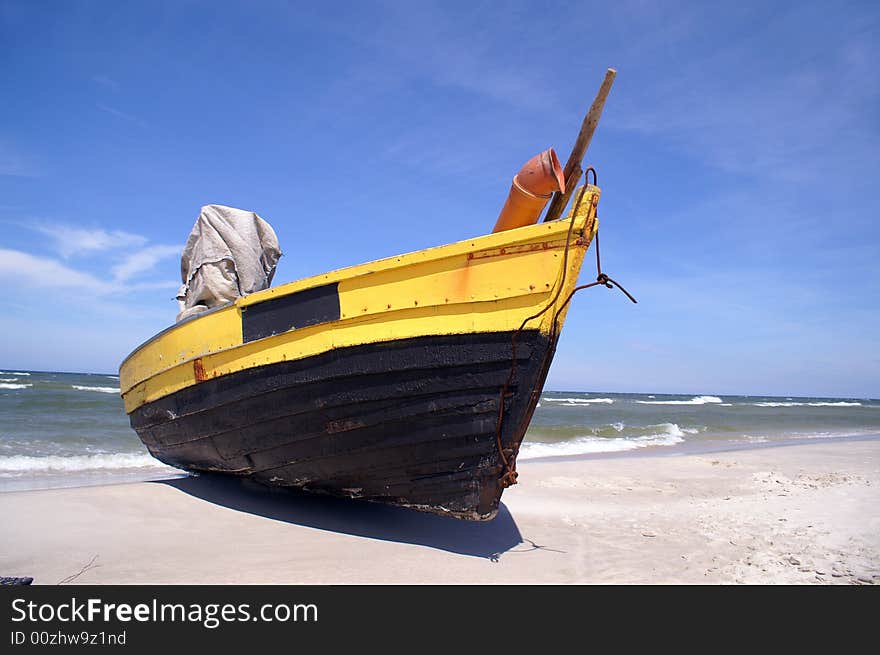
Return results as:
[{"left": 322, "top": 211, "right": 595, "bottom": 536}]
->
[{"left": 176, "top": 205, "right": 282, "bottom": 322}]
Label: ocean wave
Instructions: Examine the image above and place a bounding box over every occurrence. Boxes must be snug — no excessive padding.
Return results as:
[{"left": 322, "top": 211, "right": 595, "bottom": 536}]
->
[
  {"left": 528, "top": 421, "right": 706, "bottom": 441},
  {"left": 71, "top": 385, "right": 120, "bottom": 394},
  {"left": 520, "top": 423, "right": 686, "bottom": 459},
  {"left": 0, "top": 453, "right": 172, "bottom": 473},
  {"left": 0, "top": 378, "right": 20, "bottom": 382},
  {"left": 636, "top": 395, "right": 723, "bottom": 405},
  {"left": 808, "top": 402, "right": 863, "bottom": 407},
  {"left": 752, "top": 401, "right": 862, "bottom": 408},
  {"left": 792, "top": 430, "right": 876, "bottom": 439},
  {"left": 0, "top": 383, "right": 32, "bottom": 390},
  {"left": 542, "top": 397, "right": 615, "bottom": 405},
  {"left": 655, "top": 422, "right": 688, "bottom": 437},
  {"left": 0, "top": 371, "right": 30, "bottom": 376},
  {"left": 740, "top": 430, "right": 877, "bottom": 442}
]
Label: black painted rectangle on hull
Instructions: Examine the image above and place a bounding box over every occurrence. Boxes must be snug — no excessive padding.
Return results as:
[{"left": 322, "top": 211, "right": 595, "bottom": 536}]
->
[{"left": 241, "top": 282, "right": 340, "bottom": 342}]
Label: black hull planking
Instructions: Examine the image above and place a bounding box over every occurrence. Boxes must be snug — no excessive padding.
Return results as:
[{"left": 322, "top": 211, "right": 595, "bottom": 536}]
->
[{"left": 130, "top": 330, "right": 555, "bottom": 520}]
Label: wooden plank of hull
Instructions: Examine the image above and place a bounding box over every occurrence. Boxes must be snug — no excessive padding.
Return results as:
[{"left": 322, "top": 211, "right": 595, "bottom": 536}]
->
[{"left": 130, "top": 331, "right": 553, "bottom": 520}]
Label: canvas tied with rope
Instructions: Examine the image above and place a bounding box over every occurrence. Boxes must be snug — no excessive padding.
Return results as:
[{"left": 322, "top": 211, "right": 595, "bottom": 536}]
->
[{"left": 176, "top": 205, "right": 282, "bottom": 322}]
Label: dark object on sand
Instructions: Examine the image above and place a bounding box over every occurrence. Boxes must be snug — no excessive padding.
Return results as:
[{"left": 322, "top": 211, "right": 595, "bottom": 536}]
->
[{"left": 1, "top": 576, "right": 34, "bottom": 585}]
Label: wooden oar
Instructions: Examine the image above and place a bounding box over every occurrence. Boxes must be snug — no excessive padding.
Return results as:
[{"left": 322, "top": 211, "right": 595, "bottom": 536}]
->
[{"left": 543, "top": 68, "right": 616, "bottom": 222}]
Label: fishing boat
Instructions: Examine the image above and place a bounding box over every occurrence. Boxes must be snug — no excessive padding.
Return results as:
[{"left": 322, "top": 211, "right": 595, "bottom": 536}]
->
[{"left": 119, "top": 69, "right": 631, "bottom": 520}]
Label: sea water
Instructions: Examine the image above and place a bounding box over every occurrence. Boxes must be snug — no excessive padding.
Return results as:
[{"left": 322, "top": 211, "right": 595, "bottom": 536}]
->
[
  {"left": 522, "top": 392, "right": 879, "bottom": 459},
  {"left": 0, "top": 371, "right": 180, "bottom": 491},
  {"left": 1, "top": 371, "right": 878, "bottom": 491}
]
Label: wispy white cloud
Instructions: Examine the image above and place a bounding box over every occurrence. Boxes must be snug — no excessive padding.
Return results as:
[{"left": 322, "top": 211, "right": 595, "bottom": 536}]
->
[
  {"left": 607, "top": 7, "right": 880, "bottom": 183},
  {"left": 112, "top": 244, "right": 181, "bottom": 282},
  {"left": 96, "top": 103, "right": 146, "bottom": 127},
  {"left": 0, "top": 248, "right": 113, "bottom": 294},
  {"left": 313, "top": 1, "right": 561, "bottom": 113},
  {"left": 19, "top": 222, "right": 180, "bottom": 287},
  {"left": 0, "top": 247, "right": 179, "bottom": 298},
  {"left": 33, "top": 224, "right": 147, "bottom": 259}
]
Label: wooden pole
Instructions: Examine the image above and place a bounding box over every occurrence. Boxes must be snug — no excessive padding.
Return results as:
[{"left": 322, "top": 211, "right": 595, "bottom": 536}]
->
[{"left": 543, "top": 68, "right": 616, "bottom": 222}]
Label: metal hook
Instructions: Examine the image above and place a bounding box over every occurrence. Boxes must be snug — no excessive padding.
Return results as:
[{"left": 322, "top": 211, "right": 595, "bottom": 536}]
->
[{"left": 585, "top": 166, "right": 598, "bottom": 187}]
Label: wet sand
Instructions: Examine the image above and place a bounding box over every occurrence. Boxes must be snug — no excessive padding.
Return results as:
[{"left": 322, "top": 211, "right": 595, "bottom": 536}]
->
[{"left": 1, "top": 440, "right": 877, "bottom": 584}]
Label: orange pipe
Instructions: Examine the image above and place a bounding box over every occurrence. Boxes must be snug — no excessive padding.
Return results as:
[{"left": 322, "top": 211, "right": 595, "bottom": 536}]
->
[{"left": 492, "top": 148, "right": 565, "bottom": 233}]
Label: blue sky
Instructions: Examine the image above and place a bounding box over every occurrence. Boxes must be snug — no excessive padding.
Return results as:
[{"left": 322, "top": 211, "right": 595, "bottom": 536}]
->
[{"left": 1, "top": 0, "right": 877, "bottom": 397}]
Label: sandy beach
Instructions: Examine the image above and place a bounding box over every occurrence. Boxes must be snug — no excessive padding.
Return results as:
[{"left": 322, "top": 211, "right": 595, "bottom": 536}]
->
[{"left": 1, "top": 439, "right": 877, "bottom": 585}]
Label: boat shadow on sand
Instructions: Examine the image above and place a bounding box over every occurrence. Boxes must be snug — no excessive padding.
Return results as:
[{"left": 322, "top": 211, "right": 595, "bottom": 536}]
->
[{"left": 153, "top": 474, "right": 524, "bottom": 560}]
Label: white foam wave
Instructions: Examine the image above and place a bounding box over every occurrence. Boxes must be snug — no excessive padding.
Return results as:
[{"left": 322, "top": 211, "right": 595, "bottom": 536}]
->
[
  {"left": 653, "top": 422, "right": 686, "bottom": 437},
  {"left": 542, "top": 397, "right": 615, "bottom": 404},
  {"left": 0, "top": 453, "right": 171, "bottom": 473},
  {"left": 0, "top": 378, "right": 20, "bottom": 382},
  {"left": 752, "top": 401, "right": 862, "bottom": 408},
  {"left": 0, "top": 371, "right": 30, "bottom": 376},
  {"left": 71, "top": 385, "right": 120, "bottom": 394},
  {"left": 753, "top": 402, "right": 802, "bottom": 407},
  {"left": 0, "top": 383, "right": 32, "bottom": 390},
  {"left": 520, "top": 423, "right": 686, "bottom": 459},
  {"left": 808, "top": 402, "right": 862, "bottom": 407},
  {"left": 636, "top": 395, "right": 723, "bottom": 405},
  {"left": 791, "top": 430, "right": 876, "bottom": 439}
]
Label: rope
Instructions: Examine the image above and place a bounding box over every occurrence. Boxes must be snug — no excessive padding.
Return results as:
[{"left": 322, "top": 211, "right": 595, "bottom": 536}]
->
[
  {"left": 493, "top": 172, "right": 637, "bottom": 488},
  {"left": 552, "top": 230, "right": 638, "bottom": 326}
]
